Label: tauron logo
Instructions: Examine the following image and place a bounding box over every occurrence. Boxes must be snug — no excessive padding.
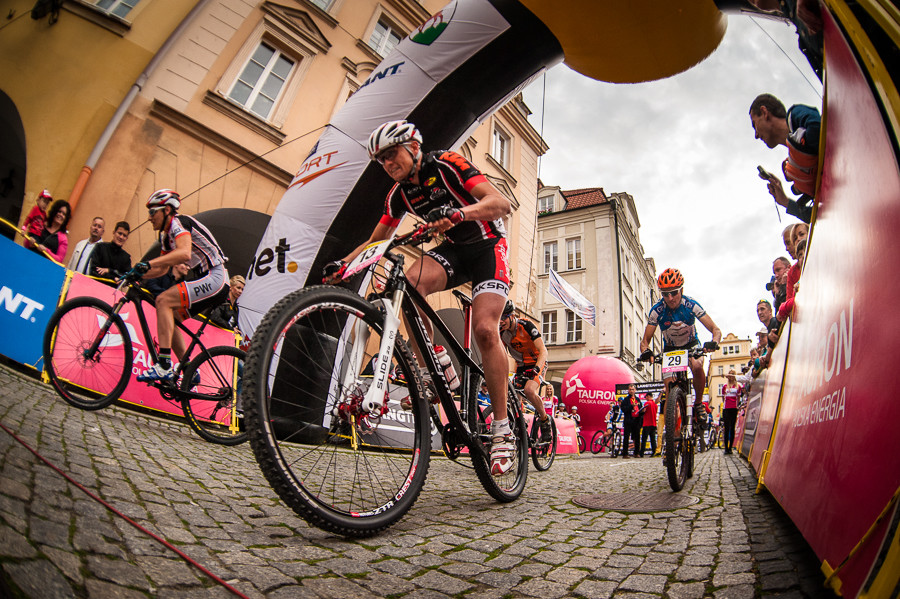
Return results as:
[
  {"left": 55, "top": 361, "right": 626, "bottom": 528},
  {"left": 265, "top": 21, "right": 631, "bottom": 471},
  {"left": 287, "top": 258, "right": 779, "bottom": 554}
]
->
[
  {"left": 565, "top": 374, "right": 584, "bottom": 399},
  {"left": 248, "top": 238, "right": 297, "bottom": 280}
]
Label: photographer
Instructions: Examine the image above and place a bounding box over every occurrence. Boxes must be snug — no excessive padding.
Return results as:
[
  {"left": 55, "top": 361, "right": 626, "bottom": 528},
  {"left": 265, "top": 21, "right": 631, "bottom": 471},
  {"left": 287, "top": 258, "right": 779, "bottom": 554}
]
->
[{"left": 771, "top": 257, "right": 791, "bottom": 313}]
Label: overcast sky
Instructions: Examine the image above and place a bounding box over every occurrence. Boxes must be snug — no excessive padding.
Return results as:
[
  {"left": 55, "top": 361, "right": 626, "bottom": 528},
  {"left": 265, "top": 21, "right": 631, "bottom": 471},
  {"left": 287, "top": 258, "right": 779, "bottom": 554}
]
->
[{"left": 522, "top": 12, "right": 823, "bottom": 343}]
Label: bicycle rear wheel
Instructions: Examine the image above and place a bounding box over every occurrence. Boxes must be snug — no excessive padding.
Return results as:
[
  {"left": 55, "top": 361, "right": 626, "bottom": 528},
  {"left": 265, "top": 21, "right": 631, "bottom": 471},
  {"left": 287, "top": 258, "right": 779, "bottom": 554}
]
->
[
  {"left": 181, "top": 346, "right": 248, "bottom": 446},
  {"left": 665, "top": 386, "right": 689, "bottom": 491},
  {"left": 531, "top": 416, "right": 557, "bottom": 471},
  {"left": 43, "top": 297, "right": 132, "bottom": 410},
  {"left": 590, "top": 429, "right": 605, "bottom": 454},
  {"left": 244, "top": 286, "right": 431, "bottom": 537},
  {"left": 465, "top": 380, "right": 527, "bottom": 501}
]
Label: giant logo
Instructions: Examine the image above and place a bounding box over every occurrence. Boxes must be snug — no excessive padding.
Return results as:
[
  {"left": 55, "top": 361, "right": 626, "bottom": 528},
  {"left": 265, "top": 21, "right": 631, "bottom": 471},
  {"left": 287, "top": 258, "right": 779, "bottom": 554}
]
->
[
  {"left": 357, "top": 62, "right": 405, "bottom": 93},
  {"left": 0, "top": 285, "right": 45, "bottom": 322}
]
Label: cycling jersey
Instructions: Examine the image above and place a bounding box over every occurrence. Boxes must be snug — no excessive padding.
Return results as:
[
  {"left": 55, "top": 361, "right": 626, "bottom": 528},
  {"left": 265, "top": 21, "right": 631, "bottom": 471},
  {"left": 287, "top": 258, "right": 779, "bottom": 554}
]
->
[
  {"left": 501, "top": 319, "right": 542, "bottom": 366},
  {"left": 161, "top": 214, "right": 226, "bottom": 274},
  {"left": 647, "top": 295, "right": 707, "bottom": 349},
  {"left": 379, "top": 151, "right": 507, "bottom": 245}
]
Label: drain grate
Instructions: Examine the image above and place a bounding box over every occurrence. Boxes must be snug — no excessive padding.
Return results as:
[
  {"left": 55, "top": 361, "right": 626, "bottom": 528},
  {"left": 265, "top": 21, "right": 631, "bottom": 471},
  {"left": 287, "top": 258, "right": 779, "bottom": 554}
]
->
[{"left": 572, "top": 492, "right": 699, "bottom": 512}]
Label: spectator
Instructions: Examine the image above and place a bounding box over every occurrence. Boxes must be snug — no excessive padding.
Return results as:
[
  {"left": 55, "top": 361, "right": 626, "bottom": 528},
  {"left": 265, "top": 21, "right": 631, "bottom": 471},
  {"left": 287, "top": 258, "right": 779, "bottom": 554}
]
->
[
  {"left": 477, "top": 380, "right": 491, "bottom": 409},
  {"left": 30, "top": 199, "right": 71, "bottom": 263},
  {"left": 209, "top": 275, "right": 245, "bottom": 332},
  {"left": 779, "top": 237, "right": 808, "bottom": 321},
  {"left": 541, "top": 385, "right": 557, "bottom": 418},
  {"left": 782, "top": 224, "right": 797, "bottom": 260},
  {"left": 22, "top": 189, "right": 52, "bottom": 250},
  {"left": 640, "top": 392, "right": 658, "bottom": 457},
  {"left": 143, "top": 262, "right": 190, "bottom": 298},
  {"left": 88, "top": 221, "right": 132, "bottom": 283},
  {"left": 757, "top": 299, "right": 780, "bottom": 349},
  {"left": 721, "top": 370, "right": 743, "bottom": 454},
  {"left": 772, "top": 256, "right": 792, "bottom": 313},
  {"left": 748, "top": 1, "right": 823, "bottom": 79},
  {"left": 569, "top": 406, "right": 581, "bottom": 427},
  {"left": 750, "top": 93, "right": 820, "bottom": 223},
  {"left": 557, "top": 403, "right": 568, "bottom": 418},
  {"left": 620, "top": 384, "right": 642, "bottom": 458},
  {"left": 67, "top": 216, "right": 105, "bottom": 274}
]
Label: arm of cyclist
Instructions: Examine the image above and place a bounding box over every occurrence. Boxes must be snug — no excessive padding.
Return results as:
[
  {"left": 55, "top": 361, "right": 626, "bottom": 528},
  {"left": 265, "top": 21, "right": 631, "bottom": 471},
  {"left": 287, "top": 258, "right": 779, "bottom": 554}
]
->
[
  {"left": 425, "top": 181, "right": 511, "bottom": 234},
  {"left": 638, "top": 323, "right": 657, "bottom": 360},
  {"left": 323, "top": 221, "right": 396, "bottom": 284},
  {"left": 137, "top": 233, "right": 192, "bottom": 280},
  {"left": 698, "top": 313, "right": 722, "bottom": 351}
]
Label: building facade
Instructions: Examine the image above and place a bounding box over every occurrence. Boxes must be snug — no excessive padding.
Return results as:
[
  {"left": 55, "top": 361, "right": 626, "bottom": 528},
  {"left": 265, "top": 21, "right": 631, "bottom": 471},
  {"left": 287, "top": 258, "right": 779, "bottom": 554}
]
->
[
  {"left": 706, "top": 332, "right": 752, "bottom": 417},
  {"left": 534, "top": 185, "right": 661, "bottom": 386}
]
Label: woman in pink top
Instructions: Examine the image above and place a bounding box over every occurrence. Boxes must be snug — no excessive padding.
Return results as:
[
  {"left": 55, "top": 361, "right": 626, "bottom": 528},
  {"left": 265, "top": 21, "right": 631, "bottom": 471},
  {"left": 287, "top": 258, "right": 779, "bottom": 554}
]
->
[{"left": 721, "top": 370, "right": 743, "bottom": 455}]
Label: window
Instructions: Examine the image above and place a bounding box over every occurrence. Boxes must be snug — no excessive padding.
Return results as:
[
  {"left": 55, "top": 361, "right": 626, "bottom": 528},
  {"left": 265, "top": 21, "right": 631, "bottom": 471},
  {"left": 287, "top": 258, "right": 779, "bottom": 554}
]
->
[
  {"left": 538, "top": 195, "right": 553, "bottom": 213},
  {"left": 542, "top": 312, "right": 557, "bottom": 344},
  {"left": 718, "top": 384, "right": 725, "bottom": 395},
  {"left": 228, "top": 43, "right": 295, "bottom": 120},
  {"left": 717, "top": 366, "right": 724, "bottom": 376},
  {"left": 492, "top": 125, "right": 511, "bottom": 169},
  {"left": 566, "top": 310, "right": 583, "bottom": 343},
  {"left": 94, "top": 0, "right": 140, "bottom": 18},
  {"left": 369, "top": 19, "right": 402, "bottom": 57},
  {"left": 543, "top": 242, "right": 558, "bottom": 274},
  {"left": 566, "top": 238, "right": 582, "bottom": 270}
]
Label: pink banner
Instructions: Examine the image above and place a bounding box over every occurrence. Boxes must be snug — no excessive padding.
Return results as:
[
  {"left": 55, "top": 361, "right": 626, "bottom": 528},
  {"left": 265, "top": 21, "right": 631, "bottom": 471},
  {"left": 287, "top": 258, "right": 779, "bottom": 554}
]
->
[
  {"left": 760, "top": 9, "right": 900, "bottom": 597},
  {"left": 744, "top": 325, "right": 788, "bottom": 471},
  {"left": 64, "top": 274, "right": 236, "bottom": 418}
]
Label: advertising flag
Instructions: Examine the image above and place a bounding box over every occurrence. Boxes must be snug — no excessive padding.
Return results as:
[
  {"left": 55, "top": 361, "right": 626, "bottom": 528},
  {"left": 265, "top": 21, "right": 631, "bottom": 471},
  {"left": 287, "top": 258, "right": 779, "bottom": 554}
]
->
[{"left": 548, "top": 269, "right": 595, "bottom": 326}]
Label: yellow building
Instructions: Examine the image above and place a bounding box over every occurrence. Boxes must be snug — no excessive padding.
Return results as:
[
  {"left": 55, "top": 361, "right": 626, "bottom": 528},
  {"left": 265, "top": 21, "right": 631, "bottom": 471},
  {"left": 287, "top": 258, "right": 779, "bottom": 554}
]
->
[
  {"left": 0, "top": 0, "right": 203, "bottom": 238},
  {"left": 706, "top": 332, "right": 752, "bottom": 417}
]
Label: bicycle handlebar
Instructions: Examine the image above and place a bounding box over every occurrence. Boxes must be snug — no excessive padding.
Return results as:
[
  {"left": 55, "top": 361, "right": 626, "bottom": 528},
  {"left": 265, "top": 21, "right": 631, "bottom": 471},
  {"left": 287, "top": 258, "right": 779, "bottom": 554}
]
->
[{"left": 644, "top": 346, "right": 708, "bottom": 364}]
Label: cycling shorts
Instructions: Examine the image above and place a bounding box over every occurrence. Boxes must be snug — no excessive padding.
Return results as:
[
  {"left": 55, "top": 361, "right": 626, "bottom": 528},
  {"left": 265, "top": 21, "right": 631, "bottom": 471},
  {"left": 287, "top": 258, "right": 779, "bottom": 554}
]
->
[
  {"left": 173, "top": 264, "right": 229, "bottom": 319},
  {"left": 514, "top": 362, "right": 546, "bottom": 386},
  {"left": 425, "top": 237, "right": 510, "bottom": 298}
]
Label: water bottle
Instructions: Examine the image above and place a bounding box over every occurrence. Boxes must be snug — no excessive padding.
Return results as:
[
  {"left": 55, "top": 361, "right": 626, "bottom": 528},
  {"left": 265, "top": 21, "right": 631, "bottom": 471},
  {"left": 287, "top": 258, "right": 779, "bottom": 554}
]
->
[{"left": 434, "top": 345, "right": 460, "bottom": 390}]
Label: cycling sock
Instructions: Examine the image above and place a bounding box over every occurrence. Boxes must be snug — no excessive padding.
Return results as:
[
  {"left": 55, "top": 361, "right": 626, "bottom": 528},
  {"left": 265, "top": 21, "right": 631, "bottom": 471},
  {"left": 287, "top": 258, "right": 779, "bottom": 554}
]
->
[
  {"left": 158, "top": 350, "right": 172, "bottom": 370},
  {"left": 492, "top": 417, "right": 511, "bottom": 436}
]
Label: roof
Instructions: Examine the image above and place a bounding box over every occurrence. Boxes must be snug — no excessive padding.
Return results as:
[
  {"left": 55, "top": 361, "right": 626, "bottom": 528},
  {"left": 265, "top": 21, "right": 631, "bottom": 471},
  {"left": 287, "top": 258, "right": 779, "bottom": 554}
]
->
[{"left": 561, "top": 188, "right": 608, "bottom": 210}]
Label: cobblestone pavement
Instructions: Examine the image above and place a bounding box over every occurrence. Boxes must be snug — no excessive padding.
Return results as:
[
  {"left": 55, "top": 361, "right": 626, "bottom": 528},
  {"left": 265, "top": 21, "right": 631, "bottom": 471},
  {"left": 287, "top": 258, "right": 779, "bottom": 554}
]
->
[{"left": 0, "top": 363, "right": 834, "bottom": 598}]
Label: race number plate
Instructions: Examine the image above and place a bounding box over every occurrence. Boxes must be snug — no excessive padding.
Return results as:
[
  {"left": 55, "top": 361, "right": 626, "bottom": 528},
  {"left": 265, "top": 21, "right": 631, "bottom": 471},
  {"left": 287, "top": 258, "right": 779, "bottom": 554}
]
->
[
  {"left": 343, "top": 239, "right": 392, "bottom": 279},
  {"left": 662, "top": 349, "right": 689, "bottom": 374}
]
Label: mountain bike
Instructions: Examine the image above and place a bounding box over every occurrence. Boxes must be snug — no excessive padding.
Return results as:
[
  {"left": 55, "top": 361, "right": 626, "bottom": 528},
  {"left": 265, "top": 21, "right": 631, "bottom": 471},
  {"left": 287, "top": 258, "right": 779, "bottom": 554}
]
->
[
  {"left": 707, "top": 422, "right": 720, "bottom": 449},
  {"left": 648, "top": 346, "right": 707, "bottom": 491},
  {"left": 590, "top": 424, "right": 621, "bottom": 455},
  {"left": 42, "top": 273, "right": 247, "bottom": 445},
  {"left": 479, "top": 372, "right": 557, "bottom": 471},
  {"left": 242, "top": 224, "right": 528, "bottom": 537}
]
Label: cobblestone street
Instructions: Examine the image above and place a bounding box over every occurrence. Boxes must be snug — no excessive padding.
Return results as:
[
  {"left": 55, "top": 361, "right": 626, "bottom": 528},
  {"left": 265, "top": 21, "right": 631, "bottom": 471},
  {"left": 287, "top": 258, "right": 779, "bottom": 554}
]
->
[{"left": 0, "top": 363, "right": 831, "bottom": 598}]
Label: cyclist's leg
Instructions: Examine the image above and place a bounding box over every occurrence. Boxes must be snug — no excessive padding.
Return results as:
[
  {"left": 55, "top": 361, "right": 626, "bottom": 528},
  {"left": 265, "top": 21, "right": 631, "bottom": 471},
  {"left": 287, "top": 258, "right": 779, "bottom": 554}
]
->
[
  {"left": 523, "top": 377, "right": 548, "bottom": 420},
  {"left": 471, "top": 291, "right": 508, "bottom": 428}
]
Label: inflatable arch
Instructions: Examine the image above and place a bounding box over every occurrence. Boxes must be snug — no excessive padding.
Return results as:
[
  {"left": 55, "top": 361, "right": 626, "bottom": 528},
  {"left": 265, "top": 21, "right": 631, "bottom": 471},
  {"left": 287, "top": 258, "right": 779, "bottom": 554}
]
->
[{"left": 240, "top": 1, "right": 900, "bottom": 596}]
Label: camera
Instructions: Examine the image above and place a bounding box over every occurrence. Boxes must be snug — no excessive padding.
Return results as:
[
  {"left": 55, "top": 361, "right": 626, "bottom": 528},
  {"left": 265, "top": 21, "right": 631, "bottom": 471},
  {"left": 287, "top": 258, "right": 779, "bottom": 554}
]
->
[{"left": 765, "top": 275, "right": 776, "bottom": 291}]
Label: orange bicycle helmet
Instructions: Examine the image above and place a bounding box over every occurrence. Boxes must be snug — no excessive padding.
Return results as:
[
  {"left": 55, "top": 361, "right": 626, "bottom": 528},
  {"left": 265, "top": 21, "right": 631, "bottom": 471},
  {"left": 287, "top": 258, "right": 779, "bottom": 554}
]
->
[{"left": 657, "top": 268, "right": 684, "bottom": 290}]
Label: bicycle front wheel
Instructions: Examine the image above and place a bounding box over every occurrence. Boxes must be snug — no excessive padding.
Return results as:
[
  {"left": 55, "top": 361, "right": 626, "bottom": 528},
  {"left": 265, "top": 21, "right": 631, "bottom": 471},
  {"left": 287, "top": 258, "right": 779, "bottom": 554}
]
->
[
  {"left": 43, "top": 297, "right": 132, "bottom": 410},
  {"left": 590, "top": 429, "right": 605, "bottom": 454},
  {"left": 244, "top": 286, "right": 431, "bottom": 537},
  {"left": 181, "top": 346, "right": 248, "bottom": 446},
  {"left": 577, "top": 434, "right": 585, "bottom": 453},
  {"left": 531, "top": 416, "right": 557, "bottom": 471},
  {"left": 665, "top": 386, "right": 689, "bottom": 491}
]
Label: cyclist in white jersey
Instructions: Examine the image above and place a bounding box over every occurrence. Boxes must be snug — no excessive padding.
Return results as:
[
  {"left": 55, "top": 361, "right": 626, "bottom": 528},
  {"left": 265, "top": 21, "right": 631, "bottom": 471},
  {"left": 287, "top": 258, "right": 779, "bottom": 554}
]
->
[{"left": 134, "top": 189, "right": 229, "bottom": 382}]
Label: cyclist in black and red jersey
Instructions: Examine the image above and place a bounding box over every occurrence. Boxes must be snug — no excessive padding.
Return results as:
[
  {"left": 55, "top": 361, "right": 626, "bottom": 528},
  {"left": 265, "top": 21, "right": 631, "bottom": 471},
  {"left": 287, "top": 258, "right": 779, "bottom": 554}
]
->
[
  {"left": 323, "top": 120, "right": 515, "bottom": 476},
  {"left": 498, "top": 300, "right": 552, "bottom": 439}
]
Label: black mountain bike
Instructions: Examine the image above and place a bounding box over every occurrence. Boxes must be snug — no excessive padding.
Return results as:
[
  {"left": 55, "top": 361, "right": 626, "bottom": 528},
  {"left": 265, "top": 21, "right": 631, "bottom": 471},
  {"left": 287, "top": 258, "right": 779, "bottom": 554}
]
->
[
  {"left": 243, "top": 225, "right": 528, "bottom": 537},
  {"left": 648, "top": 346, "right": 708, "bottom": 491},
  {"left": 591, "top": 424, "right": 622, "bottom": 456},
  {"left": 42, "top": 274, "right": 247, "bottom": 445}
]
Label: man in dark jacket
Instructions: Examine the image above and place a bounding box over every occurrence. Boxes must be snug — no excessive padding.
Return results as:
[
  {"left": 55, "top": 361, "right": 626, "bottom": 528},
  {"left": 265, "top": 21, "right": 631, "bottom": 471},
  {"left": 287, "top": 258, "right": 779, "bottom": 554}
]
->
[{"left": 89, "top": 221, "right": 131, "bottom": 284}]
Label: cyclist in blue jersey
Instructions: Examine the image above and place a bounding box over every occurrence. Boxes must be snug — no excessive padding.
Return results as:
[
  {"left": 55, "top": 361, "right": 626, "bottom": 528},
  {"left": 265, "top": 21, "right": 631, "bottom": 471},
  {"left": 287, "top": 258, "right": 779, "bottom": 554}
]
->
[{"left": 638, "top": 268, "right": 721, "bottom": 407}]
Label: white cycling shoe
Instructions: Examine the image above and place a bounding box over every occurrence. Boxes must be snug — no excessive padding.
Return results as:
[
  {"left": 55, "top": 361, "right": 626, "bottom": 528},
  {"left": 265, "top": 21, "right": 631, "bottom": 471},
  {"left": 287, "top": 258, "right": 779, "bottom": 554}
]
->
[
  {"left": 137, "top": 363, "right": 174, "bottom": 383},
  {"left": 490, "top": 434, "right": 516, "bottom": 476}
]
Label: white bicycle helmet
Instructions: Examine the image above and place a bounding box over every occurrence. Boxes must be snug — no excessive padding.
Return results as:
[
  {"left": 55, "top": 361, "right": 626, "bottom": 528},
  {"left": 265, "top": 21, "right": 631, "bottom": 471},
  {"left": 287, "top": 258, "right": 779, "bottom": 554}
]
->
[
  {"left": 367, "top": 120, "right": 422, "bottom": 161},
  {"left": 146, "top": 189, "right": 181, "bottom": 210}
]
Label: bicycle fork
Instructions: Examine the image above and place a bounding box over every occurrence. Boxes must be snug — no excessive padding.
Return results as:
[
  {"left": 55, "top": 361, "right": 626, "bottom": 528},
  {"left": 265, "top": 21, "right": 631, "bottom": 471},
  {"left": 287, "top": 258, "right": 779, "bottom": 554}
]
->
[{"left": 359, "top": 296, "right": 402, "bottom": 414}]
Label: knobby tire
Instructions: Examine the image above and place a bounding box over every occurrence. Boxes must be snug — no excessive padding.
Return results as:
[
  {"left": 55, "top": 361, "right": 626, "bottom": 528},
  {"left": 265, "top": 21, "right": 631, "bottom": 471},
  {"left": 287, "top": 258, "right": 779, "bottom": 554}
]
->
[
  {"left": 665, "top": 386, "right": 689, "bottom": 491},
  {"left": 181, "top": 346, "right": 248, "bottom": 446}
]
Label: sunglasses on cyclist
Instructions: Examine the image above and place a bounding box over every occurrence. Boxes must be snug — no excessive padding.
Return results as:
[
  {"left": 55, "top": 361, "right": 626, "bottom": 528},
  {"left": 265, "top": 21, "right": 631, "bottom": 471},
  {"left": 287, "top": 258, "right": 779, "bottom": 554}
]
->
[
  {"left": 661, "top": 288, "right": 682, "bottom": 298},
  {"left": 375, "top": 145, "right": 403, "bottom": 165},
  {"left": 148, "top": 207, "right": 165, "bottom": 216}
]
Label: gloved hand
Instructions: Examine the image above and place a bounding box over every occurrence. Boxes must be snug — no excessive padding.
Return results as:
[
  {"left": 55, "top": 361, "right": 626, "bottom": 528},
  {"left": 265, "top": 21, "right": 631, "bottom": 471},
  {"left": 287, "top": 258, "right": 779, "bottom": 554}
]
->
[
  {"left": 425, "top": 205, "right": 464, "bottom": 225},
  {"left": 322, "top": 260, "right": 347, "bottom": 284},
  {"left": 639, "top": 349, "right": 653, "bottom": 362},
  {"left": 522, "top": 367, "right": 539, "bottom": 379},
  {"left": 703, "top": 341, "right": 719, "bottom": 352},
  {"left": 134, "top": 261, "right": 150, "bottom": 275}
]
